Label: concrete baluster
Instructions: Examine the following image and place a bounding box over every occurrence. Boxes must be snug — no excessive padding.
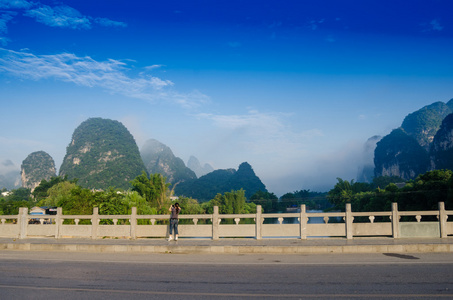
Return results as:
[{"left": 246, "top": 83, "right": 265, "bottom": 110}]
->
[
  {"left": 18, "top": 207, "right": 28, "bottom": 239},
  {"left": 300, "top": 204, "right": 308, "bottom": 240},
  {"left": 255, "top": 205, "right": 262, "bottom": 240},
  {"left": 345, "top": 203, "right": 353, "bottom": 239},
  {"left": 391, "top": 202, "right": 399, "bottom": 238},
  {"left": 130, "top": 207, "right": 137, "bottom": 239},
  {"left": 91, "top": 207, "right": 99, "bottom": 240},
  {"left": 439, "top": 202, "right": 447, "bottom": 238},
  {"left": 55, "top": 207, "right": 62, "bottom": 239},
  {"left": 212, "top": 206, "right": 219, "bottom": 240}
]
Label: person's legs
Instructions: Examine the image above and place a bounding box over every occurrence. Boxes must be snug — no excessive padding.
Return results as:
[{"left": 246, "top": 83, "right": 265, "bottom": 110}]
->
[
  {"left": 174, "top": 220, "right": 179, "bottom": 240},
  {"left": 168, "top": 219, "right": 174, "bottom": 241}
]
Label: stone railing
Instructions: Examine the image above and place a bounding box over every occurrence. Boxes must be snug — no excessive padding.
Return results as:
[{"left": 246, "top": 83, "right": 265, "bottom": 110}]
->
[{"left": 0, "top": 202, "right": 451, "bottom": 240}]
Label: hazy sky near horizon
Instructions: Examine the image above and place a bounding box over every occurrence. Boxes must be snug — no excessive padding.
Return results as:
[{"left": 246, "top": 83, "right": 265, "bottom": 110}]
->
[{"left": 1, "top": 0, "right": 453, "bottom": 196}]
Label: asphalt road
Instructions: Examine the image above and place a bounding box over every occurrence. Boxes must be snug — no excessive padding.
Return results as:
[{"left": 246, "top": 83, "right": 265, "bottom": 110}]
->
[{"left": 1, "top": 251, "right": 452, "bottom": 299}]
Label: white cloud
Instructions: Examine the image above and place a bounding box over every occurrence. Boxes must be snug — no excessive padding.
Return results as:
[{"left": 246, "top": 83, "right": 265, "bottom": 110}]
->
[
  {"left": 95, "top": 17, "right": 127, "bottom": 28},
  {"left": 0, "top": 0, "right": 33, "bottom": 9},
  {"left": 0, "top": 37, "right": 9, "bottom": 46},
  {"left": 0, "top": 12, "right": 16, "bottom": 34},
  {"left": 24, "top": 4, "right": 91, "bottom": 29},
  {"left": 0, "top": 48, "right": 207, "bottom": 107},
  {"left": 144, "top": 64, "right": 165, "bottom": 70},
  {"left": 0, "top": 1, "right": 126, "bottom": 32},
  {"left": 196, "top": 110, "right": 321, "bottom": 157}
]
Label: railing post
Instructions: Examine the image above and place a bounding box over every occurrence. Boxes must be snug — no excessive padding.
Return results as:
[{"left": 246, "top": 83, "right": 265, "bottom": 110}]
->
[
  {"left": 130, "top": 207, "right": 137, "bottom": 239},
  {"left": 345, "top": 203, "right": 353, "bottom": 239},
  {"left": 439, "top": 202, "right": 447, "bottom": 238},
  {"left": 300, "top": 204, "right": 308, "bottom": 239},
  {"left": 255, "top": 205, "right": 262, "bottom": 240},
  {"left": 391, "top": 202, "right": 399, "bottom": 238},
  {"left": 18, "top": 207, "right": 28, "bottom": 239},
  {"left": 92, "top": 207, "right": 99, "bottom": 240},
  {"left": 55, "top": 207, "right": 62, "bottom": 239},
  {"left": 212, "top": 206, "right": 219, "bottom": 240}
]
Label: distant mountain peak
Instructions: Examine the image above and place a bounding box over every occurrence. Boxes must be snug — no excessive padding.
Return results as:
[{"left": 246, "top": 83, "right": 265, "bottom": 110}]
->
[
  {"left": 141, "top": 139, "right": 196, "bottom": 184},
  {"left": 187, "top": 155, "right": 214, "bottom": 178},
  {"left": 21, "top": 151, "right": 56, "bottom": 191},
  {"left": 175, "top": 161, "right": 266, "bottom": 201}
]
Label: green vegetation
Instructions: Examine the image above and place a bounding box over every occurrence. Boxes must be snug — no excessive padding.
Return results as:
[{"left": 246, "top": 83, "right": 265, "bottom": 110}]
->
[
  {"left": 431, "top": 113, "right": 453, "bottom": 170},
  {"left": 0, "top": 187, "right": 32, "bottom": 215},
  {"left": 401, "top": 101, "right": 451, "bottom": 150},
  {"left": 59, "top": 118, "right": 146, "bottom": 190},
  {"left": 130, "top": 171, "right": 170, "bottom": 213},
  {"left": 374, "top": 128, "right": 430, "bottom": 180},
  {"left": 1, "top": 174, "right": 256, "bottom": 220},
  {"left": 21, "top": 151, "right": 56, "bottom": 189},
  {"left": 175, "top": 162, "right": 267, "bottom": 201},
  {"left": 327, "top": 170, "right": 453, "bottom": 213}
]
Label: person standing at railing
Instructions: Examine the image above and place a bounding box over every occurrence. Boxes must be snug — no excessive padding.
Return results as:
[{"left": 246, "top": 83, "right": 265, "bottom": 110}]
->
[{"left": 168, "top": 203, "right": 181, "bottom": 241}]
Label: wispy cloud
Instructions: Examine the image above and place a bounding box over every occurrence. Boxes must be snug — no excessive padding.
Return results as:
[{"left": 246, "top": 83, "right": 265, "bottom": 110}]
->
[
  {"left": 0, "top": 1, "right": 126, "bottom": 34},
  {"left": 144, "top": 64, "right": 165, "bottom": 70},
  {"left": 196, "top": 110, "right": 322, "bottom": 156},
  {"left": 0, "top": 11, "right": 16, "bottom": 34},
  {"left": 24, "top": 4, "right": 91, "bottom": 29},
  {"left": 94, "top": 17, "right": 127, "bottom": 28},
  {"left": 0, "top": 48, "right": 207, "bottom": 107},
  {"left": 0, "top": 0, "right": 33, "bottom": 9}
]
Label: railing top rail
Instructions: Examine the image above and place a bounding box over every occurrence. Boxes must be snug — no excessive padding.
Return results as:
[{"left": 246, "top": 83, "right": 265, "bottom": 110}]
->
[
  {"left": 398, "top": 211, "right": 440, "bottom": 216},
  {"left": 352, "top": 212, "right": 392, "bottom": 217},
  {"left": 218, "top": 214, "right": 256, "bottom": 219},
  {"left": 174, "top": 214, "right": 213, "bottom": 219},
  {"left": 61, "top": 215, "right": 93, "bottom": 219},
  {"left": 0, "top": 215, "right": 19, "bottom": 219},
  {"left": 137, "top": 214, "right": 213, "bottom": 220},
  {"left": 263, "top": 213, "right": 300, "bottom": 218},
  {"left": 305, "top": 212, "right": 346, "bottom": 217}
]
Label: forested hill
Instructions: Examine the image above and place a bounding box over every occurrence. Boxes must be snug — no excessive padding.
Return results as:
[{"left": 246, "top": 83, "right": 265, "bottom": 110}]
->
[
  {"left": 59, "top": 118, "right": 146, "bottom": 190},
  {"left": 174, "top": 162, "right": 267, "bottom": 201},
  {"left": 21, "top": 151, "right": 56, "bottom": 191},
  {"left": 373, "top": 98, "right": 453, "bottom": 181}
]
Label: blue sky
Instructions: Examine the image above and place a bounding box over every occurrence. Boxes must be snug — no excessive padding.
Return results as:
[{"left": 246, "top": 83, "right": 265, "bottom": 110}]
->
[{"left": 1, "top": 0, "right": 453, "bottom": 195}]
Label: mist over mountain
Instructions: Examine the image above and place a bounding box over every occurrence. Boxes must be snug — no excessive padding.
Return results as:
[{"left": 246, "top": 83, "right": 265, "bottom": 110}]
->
[
  {"left": 175, "top": 162, "right": 267, "bottom": 201},
  {"left": 358, "top": 98, "right": 453, "bottom": 182},
  {"left": 140, "top": 139, "right": 196, "bottom": 184},
  {"left": 357, "top": 135, "right": 381, "bottom": 182},
  {"left": 59, "top": 118, "right": 146, "bottom": 190},
  {"left": 0, "top": 159, "right": 21, "bottom": 190},
  {"left": 187, "top": 155, "right": 214, "bottom": 178},
  {"left": 21, "top": 151, "right": 56, "bottom": 191}
]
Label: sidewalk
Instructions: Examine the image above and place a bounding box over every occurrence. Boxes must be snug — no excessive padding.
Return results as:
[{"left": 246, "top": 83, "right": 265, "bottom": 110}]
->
[{"left": 1, "top": 237, "right": 453, "bottom": 254}]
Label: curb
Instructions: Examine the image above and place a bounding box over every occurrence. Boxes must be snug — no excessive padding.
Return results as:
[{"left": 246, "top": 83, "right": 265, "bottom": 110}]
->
[{"left": 1, "top": 242, "right": 453, "bottom": 254}]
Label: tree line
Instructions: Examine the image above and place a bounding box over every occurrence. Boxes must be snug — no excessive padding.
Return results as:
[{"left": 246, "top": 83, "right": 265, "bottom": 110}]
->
[
  {"left": 2, "top": 169, "right": 452, "bottom": 217},
  {"left": 327, "top": 170, "right": 453, "bottom": 212}
]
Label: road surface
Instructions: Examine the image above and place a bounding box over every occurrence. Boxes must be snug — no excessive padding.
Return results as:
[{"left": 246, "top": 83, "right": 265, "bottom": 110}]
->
[{"left": 1, "top": 251, "right": 452, "bottom": 299}]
